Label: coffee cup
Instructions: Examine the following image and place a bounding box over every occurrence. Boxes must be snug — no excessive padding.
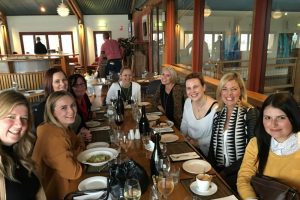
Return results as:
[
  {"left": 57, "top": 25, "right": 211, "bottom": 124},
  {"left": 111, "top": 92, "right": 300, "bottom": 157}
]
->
[{"left": 196, "top": 173, "right": 212, "bottom": 192}]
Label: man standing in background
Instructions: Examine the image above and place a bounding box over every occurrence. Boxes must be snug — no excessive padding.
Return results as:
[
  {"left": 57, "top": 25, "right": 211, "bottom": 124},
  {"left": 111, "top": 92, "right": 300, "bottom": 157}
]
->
[
  {"left": 34, "top": 37, "right": 47, "bottom": 54},
  {"left": 98, "top": 32, "right": 122, "bottom": 76}
]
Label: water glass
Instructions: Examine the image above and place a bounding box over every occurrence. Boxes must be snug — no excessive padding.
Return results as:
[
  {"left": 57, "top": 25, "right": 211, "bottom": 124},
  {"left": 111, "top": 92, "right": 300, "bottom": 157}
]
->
[
  {"left": 169, "top": 165, "right": 181, "bottom": 185},
  {"left": 124, "top": 178, "right": 141, "bottom": 200}
]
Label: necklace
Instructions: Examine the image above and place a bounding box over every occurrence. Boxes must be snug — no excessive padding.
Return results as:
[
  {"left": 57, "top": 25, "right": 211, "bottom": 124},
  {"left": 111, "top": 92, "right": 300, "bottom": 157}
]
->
[
  {"left": 120, "top": 82, "right": 132, "bottom": 101},
  {"left": 193, "top": 95, "right": 207, "bottom": 119},
  {"left": 194, "top": 95, "right": 207, "bottom": 111}
]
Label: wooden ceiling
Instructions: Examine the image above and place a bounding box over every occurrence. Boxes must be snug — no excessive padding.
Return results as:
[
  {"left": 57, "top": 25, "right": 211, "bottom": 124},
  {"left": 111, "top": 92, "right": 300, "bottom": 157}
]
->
[{"left": 0, "top": 0, "right": 147, "bottom": 16}]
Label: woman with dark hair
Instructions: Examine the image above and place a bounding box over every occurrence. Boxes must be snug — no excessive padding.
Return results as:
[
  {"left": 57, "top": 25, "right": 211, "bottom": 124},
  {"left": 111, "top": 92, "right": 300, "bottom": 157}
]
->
[
  {"left": 237, "top": 93, "right": 300, "bottom": 199},
  {"left": 68, "top": 73, "right": 95, "bottom": 122},
  {"left": 0, "top": 90, "right": 46, "bottom": 199},
  {"left": 180, "top": 72, "right": 218, "bottom": 157},
  {"left": 208, "top": 72, "right": 258, "bottom": 191},
  {"left": 32, "top": 91, "right": 84, "bottom": 200},
  {"left": 34, "top": 68, "right": 68, "bottom": 127}
]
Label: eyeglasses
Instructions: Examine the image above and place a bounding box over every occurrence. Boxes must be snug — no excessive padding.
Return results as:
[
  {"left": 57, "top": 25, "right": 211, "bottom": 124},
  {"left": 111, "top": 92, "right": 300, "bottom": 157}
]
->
[{"left": 73, "top": 83, "right": 86, "bottom": 88}]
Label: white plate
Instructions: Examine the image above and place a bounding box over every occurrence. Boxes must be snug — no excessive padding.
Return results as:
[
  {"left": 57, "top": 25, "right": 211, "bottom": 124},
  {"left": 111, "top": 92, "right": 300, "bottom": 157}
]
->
[
  {"left": 146, "top": 114, "right": 160, "bottom": 121},
  {"left": 160, "top": 134, "right": 179, "bottom": 143},
  {"left": 78, "top": 176, "right": 107, "bottom": 191},
  {"left": 86, "top": 121, "right": 101, "bottom": 128},
  {"left": 182, "top": 159, "right": 212, "bottom": 174},
  {"left": 77, "top": 149, "right": 115, "bottom": 166},
  {"left": 153, "top": 120, "right": 174, "bottom": 128},
  {"left": 81, "top": 147, "right": 119, "bottom": 159},
  {"left": 90, "top": 126, "right": 110, "bottom": 132},
  {"left": 86, "top": 142, "right": 110, "bottom": 149},
  {"left": 139, "top": 102, "right": 151, "bottom": 106},
  {"left": 190, "top": 181, "right": 217, "bottom": 196}
]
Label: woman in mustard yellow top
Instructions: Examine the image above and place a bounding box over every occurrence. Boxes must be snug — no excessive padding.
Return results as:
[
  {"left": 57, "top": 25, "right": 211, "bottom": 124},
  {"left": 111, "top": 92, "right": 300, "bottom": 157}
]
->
[
  {"left": 237, "top": 93, "right": 300, "bottom": 199},
  {"left": 32, "top": 91, "right": 85, "bottom": 200}
]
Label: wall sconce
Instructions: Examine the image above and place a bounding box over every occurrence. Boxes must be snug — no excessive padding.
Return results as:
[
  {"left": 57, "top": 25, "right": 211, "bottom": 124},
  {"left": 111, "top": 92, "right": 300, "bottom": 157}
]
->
[
  {"left": 57, "top": 0, "right": 70, "bottom": 17},
  {"left": 98, "top": 21, "right": 107, "bottom": 28},
  {"left": 272, "top": 10, "right": 283, "bottom": 19},
  {"left": 204, "top": 5, "right": 212, "bottom": 17}
]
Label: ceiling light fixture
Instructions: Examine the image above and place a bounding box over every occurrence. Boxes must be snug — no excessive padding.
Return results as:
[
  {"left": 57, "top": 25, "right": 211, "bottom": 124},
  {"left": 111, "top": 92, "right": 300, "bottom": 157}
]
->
[
  {"left": 57, "top": 0, "right": 70, "bottom": 17},
  {"left": 204, "top": 5, "right": 212, "bottom": 17},
  {"left": 272, "top": 10, "right": 282, "bottom": 19}
]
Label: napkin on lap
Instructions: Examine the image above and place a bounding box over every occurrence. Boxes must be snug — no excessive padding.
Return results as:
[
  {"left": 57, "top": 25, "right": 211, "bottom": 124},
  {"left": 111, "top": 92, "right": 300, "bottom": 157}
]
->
[{"left": 169, "top": 152, "right": 200, "bottom": 161}]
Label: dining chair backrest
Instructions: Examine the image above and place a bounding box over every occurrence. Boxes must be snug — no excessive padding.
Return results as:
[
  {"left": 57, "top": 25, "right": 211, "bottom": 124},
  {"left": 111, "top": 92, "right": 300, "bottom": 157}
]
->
[{"left": 146, "top": 79, "right": 161, "bottom": 96}]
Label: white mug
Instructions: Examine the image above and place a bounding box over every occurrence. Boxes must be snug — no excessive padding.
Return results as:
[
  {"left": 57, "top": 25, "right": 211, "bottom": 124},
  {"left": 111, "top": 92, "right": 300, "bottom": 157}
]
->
[{"left": 196, "top": 173, "right": 212, "bottom": 192}]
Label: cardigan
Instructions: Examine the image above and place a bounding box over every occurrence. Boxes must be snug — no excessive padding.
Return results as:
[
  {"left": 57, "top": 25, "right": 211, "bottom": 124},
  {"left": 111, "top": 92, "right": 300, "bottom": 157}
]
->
[
  {"left": 180, "top": 98, "right": 217, "bottom": 156},
  {"left": 153, "top": 83, "right": 185, "bottom": 128},
  {"left": 237, "top": 137, "right": 300, "bottom": 199},
  {"left": 106, "top": 81, "right": 141, "bottom": 104},
  {"left": 0, "top": 156, "right": 46, "bottom": 200},
  {"left": 32, "top": 123, "right": 84, "bottom": 200},
  {"left": 208, "top": 106, "right": 258, "bottom": 170}
]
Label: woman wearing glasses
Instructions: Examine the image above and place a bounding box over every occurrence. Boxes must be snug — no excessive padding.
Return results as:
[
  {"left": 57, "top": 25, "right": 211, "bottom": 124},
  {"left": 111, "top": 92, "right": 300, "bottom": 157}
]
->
[
  {"left": 208, "top": 72, "right": 258, "bottom": 191},
  {"left": 69, "top": 73, "right": 96, "bottom": 122}
]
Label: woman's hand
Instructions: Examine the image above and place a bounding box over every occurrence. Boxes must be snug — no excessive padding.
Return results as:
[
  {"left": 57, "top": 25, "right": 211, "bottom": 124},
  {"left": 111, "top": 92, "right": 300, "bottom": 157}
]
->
[
  {"left": 157, "top": 105, "right": 165, "bottom": 113},
  {"left": 79, "top": 127, "right": 92, "bottom": 142}
]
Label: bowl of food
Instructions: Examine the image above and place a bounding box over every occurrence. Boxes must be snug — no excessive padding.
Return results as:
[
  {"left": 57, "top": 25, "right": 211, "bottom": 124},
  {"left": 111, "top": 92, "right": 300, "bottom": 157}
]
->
[
  {"left": 152, "top": 120, "right": 174, "bottom": 128},
  {"left": 77, "top": 149, "right": 114, "bottom": 166}
]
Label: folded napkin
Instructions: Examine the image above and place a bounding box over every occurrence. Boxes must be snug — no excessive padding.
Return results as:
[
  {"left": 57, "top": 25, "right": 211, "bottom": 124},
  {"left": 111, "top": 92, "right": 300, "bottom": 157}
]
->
[
  {"left": 90, "top": 126, "right": 110, "bottom": 132},
  {"left": 73, "top": 191, "right": 105, "bottom": 200},
  {"left": 148, "top": 111, "right": 163, "bottom": 116},
  {"left": 212, "top": 195, "right": 238, "bottom": 200},
  {"left": 169, "top": 152, "right": 200, "bottom": 161},
  {"left": 153, "top": 127, "right": 174, "bottom": 133}
]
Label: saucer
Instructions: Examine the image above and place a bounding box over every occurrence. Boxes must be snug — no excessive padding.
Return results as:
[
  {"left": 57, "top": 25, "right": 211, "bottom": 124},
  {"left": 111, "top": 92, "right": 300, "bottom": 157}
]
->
[{"left": 190, "top": 181, "right": 217, "bottom": 196}]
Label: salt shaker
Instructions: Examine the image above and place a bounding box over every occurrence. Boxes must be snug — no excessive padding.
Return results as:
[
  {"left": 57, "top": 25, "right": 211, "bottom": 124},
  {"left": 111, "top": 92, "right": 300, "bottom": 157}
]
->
[
  {"left": 134, "top": 128, "right": 141, "bottom": 140},
  {"left": 129, "top": 129, "right": 135, "bottom": 140}
]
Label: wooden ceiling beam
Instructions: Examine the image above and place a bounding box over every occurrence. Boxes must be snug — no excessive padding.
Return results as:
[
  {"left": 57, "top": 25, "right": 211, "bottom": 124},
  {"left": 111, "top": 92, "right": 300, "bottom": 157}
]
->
[{"left": 67, "top": 0, "right": 83, "bottom": 23}]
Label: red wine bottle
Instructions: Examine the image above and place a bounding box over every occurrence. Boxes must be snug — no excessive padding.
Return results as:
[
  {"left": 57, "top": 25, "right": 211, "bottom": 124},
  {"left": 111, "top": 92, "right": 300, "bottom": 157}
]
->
[
  {"left": 150, "top": 131, "right": 162, "bottom": 177},
  {"left": 139, "top": 105, "right": 149, "bottom": 136}
]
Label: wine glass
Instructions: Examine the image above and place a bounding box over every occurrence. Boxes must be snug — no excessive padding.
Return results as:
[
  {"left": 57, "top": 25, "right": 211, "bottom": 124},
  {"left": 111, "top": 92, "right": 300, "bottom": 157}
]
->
[
  {"left": 120, "top": 134, "right": 132, "bottom": 153},
  {"left": 124, "top": 178, "right": 141, "bottom": 200},
  {"left": 157, "top": 175, "right": 174, "bottom": 200},
  {"left": 114, "top": 113, "right": 124, "bottom": 130}
]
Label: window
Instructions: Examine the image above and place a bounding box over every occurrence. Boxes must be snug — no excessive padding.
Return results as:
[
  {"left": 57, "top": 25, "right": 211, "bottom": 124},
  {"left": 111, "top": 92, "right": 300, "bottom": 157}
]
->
[
  {"left": 19, "top": 32, "right": 74, "bottom": 54},
  {"left": 93, "top": 31, "right": 111, "bottom": 59}
]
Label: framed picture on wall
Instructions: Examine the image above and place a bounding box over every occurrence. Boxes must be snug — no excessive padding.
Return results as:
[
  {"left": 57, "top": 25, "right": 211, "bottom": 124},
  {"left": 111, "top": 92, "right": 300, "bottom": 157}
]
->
[{"left": 142, "top": 15, "right": 148, "bottom": 40}]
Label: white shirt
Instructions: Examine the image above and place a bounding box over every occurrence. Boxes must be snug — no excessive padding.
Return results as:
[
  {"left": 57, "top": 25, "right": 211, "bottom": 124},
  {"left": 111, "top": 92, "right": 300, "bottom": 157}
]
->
[
  {"left": 180, "top": 98, "right": 217, "bottom": 156},
  {"left": 106, "top": 81, "right": 141, "bottom": 105}
]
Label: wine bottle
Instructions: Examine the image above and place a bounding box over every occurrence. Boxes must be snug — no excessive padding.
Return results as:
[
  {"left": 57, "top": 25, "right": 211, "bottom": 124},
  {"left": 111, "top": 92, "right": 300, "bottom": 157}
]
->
[
  {"left": 150, "top": 131, "right": 162, "bottom": 177},
  {"left": 139, "top": 105, "right": 149, "bottom": 136},
  {"left": 116, "top": 90, "right": 124, "bottom": 115}
]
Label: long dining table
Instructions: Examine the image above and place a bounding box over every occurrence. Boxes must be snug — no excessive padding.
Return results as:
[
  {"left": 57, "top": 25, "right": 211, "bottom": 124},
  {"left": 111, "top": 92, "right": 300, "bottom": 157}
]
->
[{"left": 69, "top": 104, "right": 239, "bottom": 200}]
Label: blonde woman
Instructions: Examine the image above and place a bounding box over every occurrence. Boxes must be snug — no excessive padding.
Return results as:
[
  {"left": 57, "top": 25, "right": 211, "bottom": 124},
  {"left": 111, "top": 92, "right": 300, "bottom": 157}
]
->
[
  {"left": 208, "top": 72, "right": 258, "bottom": 191},
  {"left": 32, "top": 91, "right": 84, "bottom": 200},
  {"left": 153, "top": 66, "right": 185, "bottom": 128},
  {"left": 0, "top": 90, "right": 46, "bottom": 199},
  {"left": 106, "top": 67, "right": 141, "bottom": 104}
]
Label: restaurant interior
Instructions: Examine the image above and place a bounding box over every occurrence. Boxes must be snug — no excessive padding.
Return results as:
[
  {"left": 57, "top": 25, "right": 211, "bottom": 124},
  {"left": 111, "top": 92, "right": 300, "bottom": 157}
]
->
[{"left": 0, "top": 0, "right": 300, "bottom": 199}]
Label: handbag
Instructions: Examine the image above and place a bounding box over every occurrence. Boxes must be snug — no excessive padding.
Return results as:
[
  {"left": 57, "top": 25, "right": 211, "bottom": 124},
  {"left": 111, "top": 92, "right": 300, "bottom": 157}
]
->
[
  {"left": 251, "top": 175, "right": 300, "bottom": 200},
  {"left": 108, "top": 159, "right": 150, "bottom": 198}
]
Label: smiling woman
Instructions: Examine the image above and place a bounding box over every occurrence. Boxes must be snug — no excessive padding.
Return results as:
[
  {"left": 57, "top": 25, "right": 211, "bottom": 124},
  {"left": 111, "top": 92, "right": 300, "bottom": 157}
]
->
[
  {"left": 32, "top": 91, "right": 85, "bottom": 200},
  {"left": 0, "top": 90, "right": 46, "bottom": 200}
]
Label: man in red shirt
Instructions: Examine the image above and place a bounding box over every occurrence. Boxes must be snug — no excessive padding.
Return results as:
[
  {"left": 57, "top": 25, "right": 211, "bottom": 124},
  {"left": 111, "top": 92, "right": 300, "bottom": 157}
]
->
[{"left": 98, "top": 32, "right": 123, "bottom": 76}]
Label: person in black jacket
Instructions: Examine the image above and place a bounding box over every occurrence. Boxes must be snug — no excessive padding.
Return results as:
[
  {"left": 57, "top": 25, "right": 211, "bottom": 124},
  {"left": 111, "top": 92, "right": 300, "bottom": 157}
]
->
[
  {"left": 34, "top": 37, "right": 47, "bottom": 54},
  {"left": 208, "top": 72, "right": 258, "bottom": 192}
]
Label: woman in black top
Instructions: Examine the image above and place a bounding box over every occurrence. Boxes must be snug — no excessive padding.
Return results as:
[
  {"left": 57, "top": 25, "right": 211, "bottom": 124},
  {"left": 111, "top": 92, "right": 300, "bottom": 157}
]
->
[{"left": 0, "top": 90, "right": 46, "bottom": 199}]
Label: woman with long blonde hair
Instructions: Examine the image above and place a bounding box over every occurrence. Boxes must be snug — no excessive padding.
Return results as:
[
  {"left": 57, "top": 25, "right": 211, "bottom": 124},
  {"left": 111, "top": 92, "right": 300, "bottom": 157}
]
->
[{"left": 0, "top": 90, "right": 46, "bottom": 199}]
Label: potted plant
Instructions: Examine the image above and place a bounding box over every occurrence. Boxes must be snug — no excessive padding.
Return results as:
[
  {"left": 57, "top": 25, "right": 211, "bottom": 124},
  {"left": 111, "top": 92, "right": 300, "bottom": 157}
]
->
[{"left": 118, "top": 36, "right": 136, "bottom": 68}]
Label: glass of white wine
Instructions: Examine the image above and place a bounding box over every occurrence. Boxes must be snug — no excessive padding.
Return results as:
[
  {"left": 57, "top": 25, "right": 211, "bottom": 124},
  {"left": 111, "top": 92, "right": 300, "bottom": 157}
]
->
[
  {"left": 124, "top": 178, "right": 141, "bottom": 200},
  {"left": 157, "top": 175, "right": 174, "bottom": 200}
]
